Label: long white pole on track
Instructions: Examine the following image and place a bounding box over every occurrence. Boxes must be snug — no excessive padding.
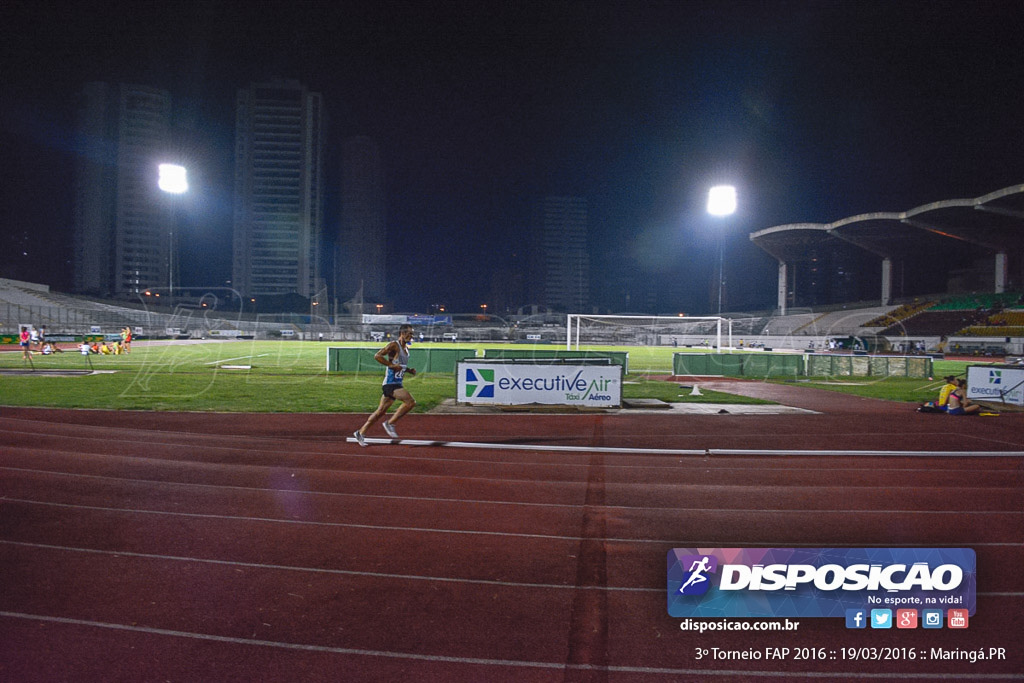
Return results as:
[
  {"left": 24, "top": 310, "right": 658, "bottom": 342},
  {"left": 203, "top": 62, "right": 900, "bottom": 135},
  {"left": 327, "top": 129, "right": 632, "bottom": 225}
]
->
[{"left": 345, "top": 437, "right": 1024, "bottom": 457}]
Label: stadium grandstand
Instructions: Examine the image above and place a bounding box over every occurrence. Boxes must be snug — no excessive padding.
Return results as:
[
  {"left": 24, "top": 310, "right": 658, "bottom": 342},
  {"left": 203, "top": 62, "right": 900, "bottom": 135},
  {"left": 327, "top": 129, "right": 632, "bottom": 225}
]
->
[
  {"left": 741, "top": 183, "right": 1024, "bottom": 356},
  {"left": 750, "top": 184, "right": 1024, "bottom": 315},
  {"left": 0, "top": 278, "right": 327, "bottom": 342}
]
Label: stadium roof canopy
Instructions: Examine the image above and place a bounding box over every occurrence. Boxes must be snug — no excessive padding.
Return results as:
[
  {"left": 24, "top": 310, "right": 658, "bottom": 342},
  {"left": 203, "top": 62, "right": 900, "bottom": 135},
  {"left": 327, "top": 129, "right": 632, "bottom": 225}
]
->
[{"left": 750, "top": 184, "right": 1024, "bottom": 313}]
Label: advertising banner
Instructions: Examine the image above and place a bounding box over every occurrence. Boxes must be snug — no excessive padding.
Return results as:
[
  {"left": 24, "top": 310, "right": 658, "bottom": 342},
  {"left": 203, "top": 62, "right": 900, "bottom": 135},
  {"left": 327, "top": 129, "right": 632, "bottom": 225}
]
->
[
  {"left": 668, "top": 547, "right": 976, "bottom": 619},
  {"left": 457, "top": 362, "right": 622, "bottom": 407},
  {"left": 966, "top": 365, "right": 1024, "bottom": 406}
]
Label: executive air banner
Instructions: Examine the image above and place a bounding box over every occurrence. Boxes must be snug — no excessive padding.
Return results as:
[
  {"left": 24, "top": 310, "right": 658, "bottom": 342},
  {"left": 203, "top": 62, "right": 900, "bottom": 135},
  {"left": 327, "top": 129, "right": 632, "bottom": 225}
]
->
[
  {"left": 457, "top": 362, "right": 623, "bottom": 407},
  {"left": 668, "top": 547, "right": 976, "bottom": 619},
  {"left": 966, "top": 365, "right": 1024, "bottom": 406}
]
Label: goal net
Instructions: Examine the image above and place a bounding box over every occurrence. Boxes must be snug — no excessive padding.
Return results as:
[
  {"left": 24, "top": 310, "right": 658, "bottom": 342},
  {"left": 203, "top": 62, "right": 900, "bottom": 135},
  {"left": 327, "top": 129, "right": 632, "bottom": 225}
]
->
[{"left": 566, "top": 315, "right": 731, "bottom": 350}]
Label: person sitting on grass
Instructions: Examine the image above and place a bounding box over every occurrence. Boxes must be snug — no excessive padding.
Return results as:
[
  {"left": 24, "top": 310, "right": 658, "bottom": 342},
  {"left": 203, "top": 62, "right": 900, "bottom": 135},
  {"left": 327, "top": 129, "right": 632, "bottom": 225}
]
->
[{"left": 946, "top": 379, "right": 980, "bottom": 415}]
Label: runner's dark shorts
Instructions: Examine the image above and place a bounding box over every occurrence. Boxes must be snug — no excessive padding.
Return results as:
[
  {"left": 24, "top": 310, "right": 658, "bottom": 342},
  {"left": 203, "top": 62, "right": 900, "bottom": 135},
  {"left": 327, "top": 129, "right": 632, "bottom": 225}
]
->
[{"left": 382, "top": 383, "right": 403, "bottom": 398}]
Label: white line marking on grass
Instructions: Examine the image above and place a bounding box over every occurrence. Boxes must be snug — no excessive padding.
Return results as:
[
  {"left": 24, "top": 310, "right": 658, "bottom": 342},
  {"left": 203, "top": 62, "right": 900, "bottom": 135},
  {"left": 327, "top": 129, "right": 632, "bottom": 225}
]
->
[
  {"left": 346, "top": 437, "right": 1024, "bottom": 458},
  {"left": 204, "top": 354, "right": 269, "bottom": 365}
]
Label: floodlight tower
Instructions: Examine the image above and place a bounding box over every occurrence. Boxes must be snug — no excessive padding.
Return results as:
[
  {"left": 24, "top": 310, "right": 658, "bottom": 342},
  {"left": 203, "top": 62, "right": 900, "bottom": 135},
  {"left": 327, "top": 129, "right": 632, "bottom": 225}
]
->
[
  {"left": 707, "top": 185, "right": 737, "bottom": 316},
  {"left": 158, "top": 163, "right": 188, "bottom": 300}
]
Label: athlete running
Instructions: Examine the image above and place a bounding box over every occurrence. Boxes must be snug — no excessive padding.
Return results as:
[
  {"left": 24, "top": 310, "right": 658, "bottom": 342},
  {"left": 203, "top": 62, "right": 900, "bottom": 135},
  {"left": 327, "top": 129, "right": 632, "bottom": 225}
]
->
[{"left": 353, "top": 324, "right": 417, "bottom": 446}]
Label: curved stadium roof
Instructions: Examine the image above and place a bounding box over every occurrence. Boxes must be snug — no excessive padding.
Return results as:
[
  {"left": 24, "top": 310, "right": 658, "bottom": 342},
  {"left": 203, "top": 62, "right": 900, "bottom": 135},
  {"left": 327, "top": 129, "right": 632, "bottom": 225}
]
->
[
  {"left": 752, "top": 184, "right": 1024, "bottom": 259},
  {"left": 750, "top": 184, "right": 1024, "bottom": 307}
]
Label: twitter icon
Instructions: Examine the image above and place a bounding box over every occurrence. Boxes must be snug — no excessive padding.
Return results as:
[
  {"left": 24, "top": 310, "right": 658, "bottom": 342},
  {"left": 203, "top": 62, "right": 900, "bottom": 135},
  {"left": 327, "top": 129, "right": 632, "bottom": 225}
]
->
[{"left": 870, "top": 609, "right": 892, "bottom": 629}]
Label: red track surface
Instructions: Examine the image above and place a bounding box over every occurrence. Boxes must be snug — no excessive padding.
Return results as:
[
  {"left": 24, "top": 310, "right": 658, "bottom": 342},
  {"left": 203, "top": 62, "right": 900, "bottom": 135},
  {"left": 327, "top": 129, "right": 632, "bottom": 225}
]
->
[{"left": 1, "top": 382, "right": 1022, "bottom": 681}]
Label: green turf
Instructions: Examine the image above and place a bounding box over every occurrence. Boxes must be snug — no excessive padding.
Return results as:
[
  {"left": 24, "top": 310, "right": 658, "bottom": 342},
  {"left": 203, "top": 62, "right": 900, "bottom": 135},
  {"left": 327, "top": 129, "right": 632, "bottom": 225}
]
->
[
  {"left": 0, "top": 341, "right": 998, "bottom": 412},
  {"left": 769, "top": 360, "right": 994, "bottom": 403}
]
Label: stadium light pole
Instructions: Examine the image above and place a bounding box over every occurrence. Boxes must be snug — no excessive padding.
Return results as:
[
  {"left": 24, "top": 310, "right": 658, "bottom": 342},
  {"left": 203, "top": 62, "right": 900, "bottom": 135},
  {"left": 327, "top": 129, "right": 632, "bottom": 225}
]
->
[
  {"left": 158, "top": 164, "right": 188, "bottom": 302},
  {"left": 707, "top": 185, "right": 737, "bottom": 317}
]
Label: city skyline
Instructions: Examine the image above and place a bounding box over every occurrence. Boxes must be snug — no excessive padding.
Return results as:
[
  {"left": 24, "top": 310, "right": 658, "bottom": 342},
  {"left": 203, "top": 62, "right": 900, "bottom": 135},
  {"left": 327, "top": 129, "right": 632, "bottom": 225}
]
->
[
  {"left": 232, "top": 79, "right": 326, "bottom": 301},
  {"left": 3, "top": 1, "right": 1023, "bottom": 313},
  {"left": 72, "top": 82, "right": 175, "bottom": 299}
]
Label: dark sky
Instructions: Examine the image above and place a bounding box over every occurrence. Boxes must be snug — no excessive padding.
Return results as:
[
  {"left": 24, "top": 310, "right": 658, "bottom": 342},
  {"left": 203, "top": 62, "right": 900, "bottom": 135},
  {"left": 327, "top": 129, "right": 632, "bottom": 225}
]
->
[{"left": 2, "top": 0, "right": 1022, "bottom": 314}]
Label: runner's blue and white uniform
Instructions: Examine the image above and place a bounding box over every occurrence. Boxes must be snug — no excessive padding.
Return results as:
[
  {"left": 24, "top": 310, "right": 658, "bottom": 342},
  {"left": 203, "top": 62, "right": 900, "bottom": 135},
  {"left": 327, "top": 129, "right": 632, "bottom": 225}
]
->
[{"left": 383, "top": 342, "right": 409, "bottom": 387}]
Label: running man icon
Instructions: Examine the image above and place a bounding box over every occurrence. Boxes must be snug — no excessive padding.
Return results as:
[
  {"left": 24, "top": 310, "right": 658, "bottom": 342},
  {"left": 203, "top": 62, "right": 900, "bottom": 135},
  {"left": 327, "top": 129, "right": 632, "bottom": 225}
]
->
[{"left": 678, "top": 556, "right": 714, "bottom": 594}]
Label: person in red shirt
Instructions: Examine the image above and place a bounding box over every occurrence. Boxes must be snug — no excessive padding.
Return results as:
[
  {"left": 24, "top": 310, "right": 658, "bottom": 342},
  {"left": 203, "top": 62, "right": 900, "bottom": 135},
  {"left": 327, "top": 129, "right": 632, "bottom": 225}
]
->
[{"left": 19, "top": 327, "right": 32, "bottom": 360}]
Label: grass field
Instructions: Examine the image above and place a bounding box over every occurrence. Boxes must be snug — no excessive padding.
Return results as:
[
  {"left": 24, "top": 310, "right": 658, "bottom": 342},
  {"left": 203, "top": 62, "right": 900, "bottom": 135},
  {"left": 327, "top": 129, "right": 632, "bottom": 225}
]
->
[{"left": 0, "top": 340, "right": 994, "bottom": 412}]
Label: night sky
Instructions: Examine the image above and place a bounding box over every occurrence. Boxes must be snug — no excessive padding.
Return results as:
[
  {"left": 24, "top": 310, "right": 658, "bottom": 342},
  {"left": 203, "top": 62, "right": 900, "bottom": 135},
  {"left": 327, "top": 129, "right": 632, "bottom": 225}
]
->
[{"left": 2, "top": 0, "right": 1022, "bottom": 314}]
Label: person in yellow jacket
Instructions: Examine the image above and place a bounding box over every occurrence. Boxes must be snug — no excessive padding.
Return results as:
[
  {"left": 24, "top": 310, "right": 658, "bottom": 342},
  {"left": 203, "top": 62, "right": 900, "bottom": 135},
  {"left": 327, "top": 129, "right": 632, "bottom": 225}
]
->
[{"left": 936, "top": 375, "right": 958, "bottom": 411}]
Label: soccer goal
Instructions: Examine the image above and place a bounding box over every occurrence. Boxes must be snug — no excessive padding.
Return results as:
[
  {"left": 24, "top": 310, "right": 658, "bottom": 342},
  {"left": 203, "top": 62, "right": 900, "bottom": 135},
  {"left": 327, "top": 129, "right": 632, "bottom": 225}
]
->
[{"left": 566, "top": 314, "right": 732, "bottom": 352}]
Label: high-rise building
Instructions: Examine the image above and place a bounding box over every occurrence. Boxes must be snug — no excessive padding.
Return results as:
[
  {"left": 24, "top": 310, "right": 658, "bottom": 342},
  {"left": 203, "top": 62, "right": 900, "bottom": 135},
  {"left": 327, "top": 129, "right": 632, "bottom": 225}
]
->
[
  {"left": 73, "top": 82, "right": 173, "bottom": 298},
  {"left": 336, "top": 136, "right": 386, "bottom": 308},
  {"left": 232, "top": 80, "right": 326, "bottom": 300},
  {"left": 531, "top": 196, "right": 590, "bottom": 312}
]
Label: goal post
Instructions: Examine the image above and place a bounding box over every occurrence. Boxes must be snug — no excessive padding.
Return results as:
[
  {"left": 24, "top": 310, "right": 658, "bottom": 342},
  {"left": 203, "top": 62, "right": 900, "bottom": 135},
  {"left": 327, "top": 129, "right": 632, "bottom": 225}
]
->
[{"left": 566, "top": 314, "right": 732, "bottom": 352}]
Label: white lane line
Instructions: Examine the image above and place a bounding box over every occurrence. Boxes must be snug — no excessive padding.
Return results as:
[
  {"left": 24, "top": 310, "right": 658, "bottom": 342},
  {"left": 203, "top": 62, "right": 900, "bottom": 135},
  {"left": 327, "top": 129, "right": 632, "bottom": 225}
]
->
[
  {"left": 0, "top": 496, "right": 598, "bottom": 542},
  {"left": 6, "top": 415, "right": 1024, "bottom": 458},
  {"left": 2, "top": 498, "right": 1020, "bottom": 546},
  {"left": 348, "top": 437, "right": 1024, "bottom": 457},
  {"left": 5, "top": 465, "right": 1019, "bottom": 514},
  {"left": 2, "top": 611, "right": 1021, "bottom": 679},
  {"left": 0, "top": 540, "right": 651, "bottom": 592},
  {"left": 5, "top": 541, "right": 1022, "bottom": 596},
  {"left": 10, "top": 437, "right": 1018, "bottom": 479}
]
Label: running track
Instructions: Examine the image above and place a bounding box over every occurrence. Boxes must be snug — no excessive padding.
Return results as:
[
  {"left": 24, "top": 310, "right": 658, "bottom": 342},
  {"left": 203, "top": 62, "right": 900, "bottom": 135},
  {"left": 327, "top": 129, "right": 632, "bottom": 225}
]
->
[{"left": 1, "top": 381, "right": 1022, "bottom": 681}]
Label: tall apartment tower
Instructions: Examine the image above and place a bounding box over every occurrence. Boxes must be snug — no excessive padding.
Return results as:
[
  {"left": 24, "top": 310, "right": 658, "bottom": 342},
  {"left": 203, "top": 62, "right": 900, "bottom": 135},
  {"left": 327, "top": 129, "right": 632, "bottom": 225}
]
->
[
  {"left": 73, "top": 82, "right": 173, "bottom": 298},
  {"left": 336, "top": 136, "right": 386, "bottom": 307},
  {"left": 232, "top": 80, "right": 326, "bottom": 299},
  {"left": 531, "top": 196, "right": 590, "bottom": 312}
]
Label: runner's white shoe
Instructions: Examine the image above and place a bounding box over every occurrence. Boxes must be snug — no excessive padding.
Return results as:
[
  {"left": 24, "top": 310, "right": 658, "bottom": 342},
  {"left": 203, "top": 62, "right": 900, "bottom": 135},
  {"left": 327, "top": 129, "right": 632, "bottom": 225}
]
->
[
  {"left": 383, "top": 422, "right": 398, "bottom": 439},
  {"left": 353, "top": 430, "right": 367, "bottom": 447}
]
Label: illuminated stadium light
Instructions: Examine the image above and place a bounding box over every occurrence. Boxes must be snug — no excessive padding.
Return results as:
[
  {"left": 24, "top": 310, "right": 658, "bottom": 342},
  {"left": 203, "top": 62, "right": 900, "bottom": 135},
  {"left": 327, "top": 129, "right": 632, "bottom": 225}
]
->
[
  {"left": 158, "top": 164, "right": 188, "bottom": 194},
  {"left": 707, "top": 185, "right": 737, "bottom": 216},
  {"left": 158, "top": 164, "right": 188, "bottom": 300},
  {"left": 708, "top": 185, "right": 737, "bottom": 315}
]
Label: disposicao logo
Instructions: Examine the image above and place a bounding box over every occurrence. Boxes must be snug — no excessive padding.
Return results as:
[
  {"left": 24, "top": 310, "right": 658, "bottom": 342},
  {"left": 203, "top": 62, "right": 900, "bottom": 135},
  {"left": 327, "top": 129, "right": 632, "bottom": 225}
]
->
[
  {"left": 464, "top": 368, "right": 494, "bottom": 398},
  {"left": 667, "top": 548, "right": 976, "bottom": 619},
  {"left": 676, "top": 554, "right": 718, "bottom": 595}
]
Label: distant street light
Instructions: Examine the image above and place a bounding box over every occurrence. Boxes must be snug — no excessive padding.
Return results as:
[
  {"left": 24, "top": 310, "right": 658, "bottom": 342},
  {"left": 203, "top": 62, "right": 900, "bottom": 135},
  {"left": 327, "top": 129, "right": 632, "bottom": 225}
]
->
[
  {"left": 707, "top": 185, "right": 737, "bottom": 316},
  {"left": 158, "top": 164, "right": 188, "bottom": 300}
]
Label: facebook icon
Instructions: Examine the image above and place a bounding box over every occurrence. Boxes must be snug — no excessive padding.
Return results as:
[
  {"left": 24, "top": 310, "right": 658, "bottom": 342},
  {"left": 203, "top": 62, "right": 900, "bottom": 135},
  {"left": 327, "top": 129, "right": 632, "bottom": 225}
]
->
[{"left": 845, "top": 609, "right": 867, "bottom": 629}]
